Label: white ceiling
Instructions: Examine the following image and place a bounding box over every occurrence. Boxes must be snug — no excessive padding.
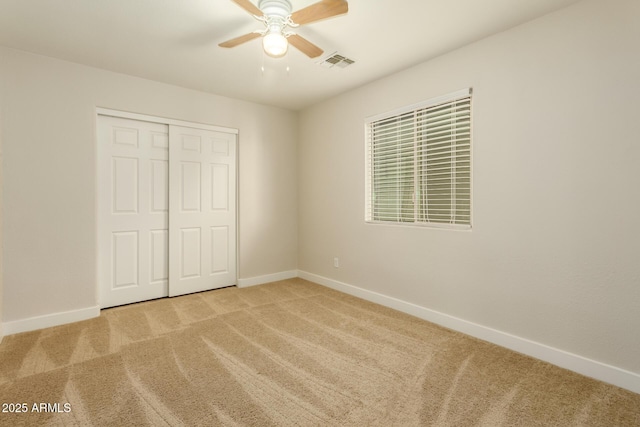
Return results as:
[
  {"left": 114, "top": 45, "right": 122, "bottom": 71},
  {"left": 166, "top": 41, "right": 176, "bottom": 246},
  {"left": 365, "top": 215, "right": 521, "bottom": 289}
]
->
[{"left": 0, "top": 0, "right": 583, "bottom": 110}]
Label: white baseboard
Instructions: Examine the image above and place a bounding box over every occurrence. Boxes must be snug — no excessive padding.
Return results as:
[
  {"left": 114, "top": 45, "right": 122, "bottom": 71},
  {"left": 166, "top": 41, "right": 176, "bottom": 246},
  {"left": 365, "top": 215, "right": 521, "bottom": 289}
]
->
[
  {"left": 2, "top": 270, "right": 300, "bottom": 334},
  {"left": 237, "top": 270, "right": 298, "bottom": 288},
  {"left": 297, "top": 270, "right": 640, "bottom": 395},
  {"left": 3, "top": 305, "right": 100, "bottom": 336}
]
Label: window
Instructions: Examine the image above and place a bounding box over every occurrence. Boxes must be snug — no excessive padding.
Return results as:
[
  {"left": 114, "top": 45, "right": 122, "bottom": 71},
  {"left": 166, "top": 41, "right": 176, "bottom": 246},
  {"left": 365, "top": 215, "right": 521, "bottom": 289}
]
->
[{"left": 365, "top": 89, "right": 472, "bottom": 228}]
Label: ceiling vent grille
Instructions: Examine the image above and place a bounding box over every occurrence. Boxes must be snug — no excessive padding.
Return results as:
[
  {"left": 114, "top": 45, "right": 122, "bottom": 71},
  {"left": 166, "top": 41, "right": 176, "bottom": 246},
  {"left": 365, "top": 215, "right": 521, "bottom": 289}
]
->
[{"left": 318, "top": 52, "right": 355, "bottom": 69}]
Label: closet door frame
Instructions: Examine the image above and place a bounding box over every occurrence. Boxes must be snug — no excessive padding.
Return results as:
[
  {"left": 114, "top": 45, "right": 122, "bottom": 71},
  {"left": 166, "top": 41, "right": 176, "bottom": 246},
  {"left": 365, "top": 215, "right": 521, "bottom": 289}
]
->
[{"left": 96, "top": 108, "right": 239, "bottom": 307}]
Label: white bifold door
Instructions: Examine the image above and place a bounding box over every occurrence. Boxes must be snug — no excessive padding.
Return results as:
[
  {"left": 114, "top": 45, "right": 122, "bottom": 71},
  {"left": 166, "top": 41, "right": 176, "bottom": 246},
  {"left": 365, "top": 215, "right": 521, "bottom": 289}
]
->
[{"left": 98, "top": 115, "right": 237, "bottom": 308}]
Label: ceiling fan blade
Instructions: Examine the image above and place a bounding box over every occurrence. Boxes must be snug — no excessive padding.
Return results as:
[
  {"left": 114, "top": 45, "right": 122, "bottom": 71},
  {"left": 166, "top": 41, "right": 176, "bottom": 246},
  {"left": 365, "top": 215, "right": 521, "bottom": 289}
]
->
[
  {"left": 291, "top": 0, "right": 348, "bottom": 26},
  {"left": 219, "top": 32, "right": 262, "bottom": 48},
  {"left": 288, "top": 34, "right": 324, "bottom": 58},
  {"left": 230, "top": 0, "right": 264, "bottom": 17}
]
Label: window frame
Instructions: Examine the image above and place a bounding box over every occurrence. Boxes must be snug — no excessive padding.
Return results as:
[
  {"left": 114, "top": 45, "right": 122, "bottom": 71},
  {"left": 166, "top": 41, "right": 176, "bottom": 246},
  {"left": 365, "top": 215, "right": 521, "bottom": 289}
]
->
[{"left": 364, "top": 88, "right": 473, "bottom": 230}]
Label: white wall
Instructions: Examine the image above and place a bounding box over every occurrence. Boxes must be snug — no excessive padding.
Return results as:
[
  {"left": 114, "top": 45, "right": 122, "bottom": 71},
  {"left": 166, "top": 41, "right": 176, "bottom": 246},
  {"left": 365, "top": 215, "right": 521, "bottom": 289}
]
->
[
  {"left": 298, "top": 0, "right": 640, "bottom": 380},
  {"left": 0, "top": 47, "right": 298, "bottom": 326}
]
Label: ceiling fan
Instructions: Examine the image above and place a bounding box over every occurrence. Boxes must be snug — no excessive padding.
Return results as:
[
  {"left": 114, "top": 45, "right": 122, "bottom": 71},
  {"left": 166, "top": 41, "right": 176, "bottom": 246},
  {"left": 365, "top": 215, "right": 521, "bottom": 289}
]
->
[{"left": 219, "top": 0, "right": 348, "bottom": 59}]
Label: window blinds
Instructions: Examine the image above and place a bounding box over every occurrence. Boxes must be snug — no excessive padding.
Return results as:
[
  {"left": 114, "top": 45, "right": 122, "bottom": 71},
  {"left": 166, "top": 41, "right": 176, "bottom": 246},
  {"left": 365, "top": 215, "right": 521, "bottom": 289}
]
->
[{"left": 365, "top": 89, "right": 471, "bottom": 227}]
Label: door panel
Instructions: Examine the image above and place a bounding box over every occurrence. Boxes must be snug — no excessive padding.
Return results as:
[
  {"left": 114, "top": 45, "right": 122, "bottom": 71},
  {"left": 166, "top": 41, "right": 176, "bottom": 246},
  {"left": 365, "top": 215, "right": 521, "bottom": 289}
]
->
[
  {"left": 180, "top": 227, "right": 202, "bottom": 278},
  {"left": 169, "top": 126, "right": 237, "bottom": 297},
  {"left": 181, "top": 162, "right": 201, "bottom": 211},
  {"left": 112, "top": 157, "right": 139, "bottom": 213},
  {"left": 150, "top": 160, "right": 169, "bottom": 212},
  {"left": 98, "top": 116, "right": 169, "bottom": 308},
  {"left": 150, "top": 229, "right": 169, "bottom": 283},
  {"left": 210, "top": 226, "right": 229, "bottom": 274},
  {"left": 211, "top": 164, "right": 229, "bottom": 210},
  {"left": 112, "top": 231, "right": 138, "bottom": 288}
]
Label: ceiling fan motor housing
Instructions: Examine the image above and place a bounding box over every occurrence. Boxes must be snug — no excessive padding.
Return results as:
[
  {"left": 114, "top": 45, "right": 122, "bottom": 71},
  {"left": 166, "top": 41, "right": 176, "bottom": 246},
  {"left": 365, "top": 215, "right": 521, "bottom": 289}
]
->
[
  {"left": 258, "top": 0, "right": 293, "bottom": 18},
  {"left": 258, "top": 0, "right": 293, "bottom": 40}
]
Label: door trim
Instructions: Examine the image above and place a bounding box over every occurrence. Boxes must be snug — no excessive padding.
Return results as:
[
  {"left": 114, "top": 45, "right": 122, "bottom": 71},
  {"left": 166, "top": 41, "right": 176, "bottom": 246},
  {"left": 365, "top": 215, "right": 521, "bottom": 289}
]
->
[{"left": 96, "top": 108, "right": 239, "bottom": 135}]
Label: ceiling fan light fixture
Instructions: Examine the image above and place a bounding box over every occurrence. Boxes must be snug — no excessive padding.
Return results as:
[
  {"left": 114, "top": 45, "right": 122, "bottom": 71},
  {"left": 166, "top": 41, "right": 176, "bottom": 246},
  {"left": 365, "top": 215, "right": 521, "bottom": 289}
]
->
[
  {"left": 263, "top": 31, "right": 288, "bottom": 58},
  {"left": 220, "top": 0, "right": 348, "bottom": 59}
]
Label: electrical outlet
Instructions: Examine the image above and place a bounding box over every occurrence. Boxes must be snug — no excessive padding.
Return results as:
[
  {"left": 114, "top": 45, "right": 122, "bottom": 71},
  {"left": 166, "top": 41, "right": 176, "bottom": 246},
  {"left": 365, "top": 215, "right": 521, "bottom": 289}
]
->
[{"left": 333, "top": 257, "right": 340, "bottom": 268}]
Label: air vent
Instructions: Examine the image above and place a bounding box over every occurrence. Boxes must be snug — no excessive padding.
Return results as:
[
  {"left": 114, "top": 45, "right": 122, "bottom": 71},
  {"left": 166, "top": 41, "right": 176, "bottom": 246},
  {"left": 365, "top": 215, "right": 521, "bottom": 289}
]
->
[{"left": 317, "top": 52, "right": 355, "bottom": 69}]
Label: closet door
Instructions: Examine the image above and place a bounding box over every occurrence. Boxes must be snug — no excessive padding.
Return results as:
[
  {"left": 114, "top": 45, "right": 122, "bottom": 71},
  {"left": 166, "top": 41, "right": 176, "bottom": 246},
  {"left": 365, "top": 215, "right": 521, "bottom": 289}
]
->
[
  {"left": 97, "top": 116, "right": 169, "bottom": 308},
  {"left": 169, "top": 126, "right": 237, "bottom": 296}
]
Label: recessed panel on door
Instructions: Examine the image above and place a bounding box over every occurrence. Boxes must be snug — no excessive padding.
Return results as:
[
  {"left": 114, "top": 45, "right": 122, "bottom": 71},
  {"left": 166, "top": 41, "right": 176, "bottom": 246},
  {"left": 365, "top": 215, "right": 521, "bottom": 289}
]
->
[
  {"left": 180, "top": 227, "right": 201, "bottom": 279},
  {"left": 150, "top": 160, "right": 168, "bottom": 213},
  {"left": 112, "top": 157, "right": 138, "bottom": 214},
  {"left": 211, "top": 163, "right": 229, "bottom": 211},
  {"left": 182, "top": 135, "right": 202, "bottom": 152},
  {"left": 211, "top": 226, "right": 229, "bottom": 274},
  {"left": 150, "top": 229, "right": 168, "bottom": 283},
  {"left": 112, "top": 231, "right": 138, "bottom": 288},
  {"left": 181, "top": 162, "right": 201, "bottom": 212},
  {"left": 113, "top": 127, "right": 139, "bottom": 147}
]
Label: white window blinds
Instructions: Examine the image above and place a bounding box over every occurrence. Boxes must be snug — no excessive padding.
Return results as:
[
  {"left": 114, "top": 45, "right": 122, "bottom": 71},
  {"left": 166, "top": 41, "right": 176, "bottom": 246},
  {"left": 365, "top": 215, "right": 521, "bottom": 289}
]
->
[{"left": 365, "top": 89, "right": 472, "bottom": 228}]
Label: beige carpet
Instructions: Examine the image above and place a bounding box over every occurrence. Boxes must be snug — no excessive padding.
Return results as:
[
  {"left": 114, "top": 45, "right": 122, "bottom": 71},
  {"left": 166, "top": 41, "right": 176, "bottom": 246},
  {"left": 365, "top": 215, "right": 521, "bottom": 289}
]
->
[{"left": 0, "top": 278, "right": 638, "bottom": 426}]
